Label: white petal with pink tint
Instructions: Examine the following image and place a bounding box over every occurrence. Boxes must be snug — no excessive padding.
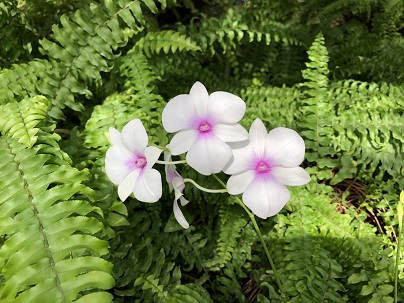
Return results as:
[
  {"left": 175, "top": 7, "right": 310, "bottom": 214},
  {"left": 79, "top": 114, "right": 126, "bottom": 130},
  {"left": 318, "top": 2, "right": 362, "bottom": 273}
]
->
[
  {"left": 249, "top": 119, "right": 267, "bottom": 158},
  {"left": 242, "top": 177, "right": 290, "bottom": 219},
  {"left": 186, "top": 135, "right": 232, "bottom": 175},
  {"left": 118, "top": 169, "right": 141, "bottom": 202},
  {"left": 223, "top": 141, "right": 255, "bottom": 175},
  {"left": 109, "top": 127, "right": 125, "bottom": 149},
  {"left": 145, "top": 146, "right": 162, "bottom": 167},
  {"left": 265, "top": 127, "right": 305, "bottom": 167},
  {"left": 105, "top": 146, "right": 133, "bottom": 184},
  {"left": 214, "top": 124, "right": 248, "bottom": 142},
  {"left": 227, "top": 170, "right": 255, "bottom": 195},
  {"left": 209, "top": 91, "right": 246, "bottom": 123},
  {"left": 134, "top": 169, "right": 162, "bottom": 202},
  {"left": 271, "top": 166, "right": 310, "bottom": 186},
  {"left": 170, "top": 129, "right": 199, "bottom": 155},
  {"left": 121, "top": 119, "right": 148, "bottom": 153},
  {"left": 162, "top": 94, "right": 196, "bottom": 132},
  {"left": 190, "top": 81, "right": 209, "bottom": 118}
]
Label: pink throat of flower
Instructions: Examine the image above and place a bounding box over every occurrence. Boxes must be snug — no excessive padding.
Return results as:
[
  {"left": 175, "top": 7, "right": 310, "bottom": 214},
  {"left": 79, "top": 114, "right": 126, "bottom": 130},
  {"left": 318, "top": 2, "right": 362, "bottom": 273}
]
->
[
  {"left": 198, "top": 121, "right": 212, "bottom": 133},
  {"left": 127, "top": 156, "right": 147, "bottom": 170},
  {"left": 256, "top": 161, "right": 270, "bottom": 174}
]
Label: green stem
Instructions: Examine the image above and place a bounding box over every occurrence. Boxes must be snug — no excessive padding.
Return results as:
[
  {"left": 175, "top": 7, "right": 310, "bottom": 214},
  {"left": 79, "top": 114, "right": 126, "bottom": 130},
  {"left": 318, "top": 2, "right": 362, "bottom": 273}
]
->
[
  {"left": 212, "top": 174, "right": 286, "bottom": 301},
  {"left": 183, "top": 178, "right": 227, "bottom": 193},
  {"left": 156, "top": 159, "right": 187, "bottom": 165}
]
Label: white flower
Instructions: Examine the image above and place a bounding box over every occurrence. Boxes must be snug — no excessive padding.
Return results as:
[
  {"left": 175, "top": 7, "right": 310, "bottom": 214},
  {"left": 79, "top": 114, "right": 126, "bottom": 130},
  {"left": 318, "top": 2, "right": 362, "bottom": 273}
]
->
[
  {"left": 162, "top": 81, "right": 248, "bottom": 175},
  {"left": 165, "top": 150, "right": 190, "bottom": 229},
  {"left": 225, "top": 118, "right": 310, "bottom": 219},
  {"left": 105, "top": 119, "right": 162, "bottom": 202}
]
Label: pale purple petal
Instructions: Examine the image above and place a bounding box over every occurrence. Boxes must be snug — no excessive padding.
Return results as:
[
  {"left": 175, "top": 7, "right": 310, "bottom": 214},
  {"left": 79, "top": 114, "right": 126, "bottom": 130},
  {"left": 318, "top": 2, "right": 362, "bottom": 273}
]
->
[
  {"left": 169, "top": 129, "right": 198, "bottom": 155},
  {"left": 190, "top": 81, "right": 209, "bottom": 118},
  {"left": 223, "top": 141, "right": 255, "bottom": 175},
  {"left": 209, "top": 91, "right": 246, "bottom": 123},
  {"left": 162, "top": 94, "right": 197, "bottom": 132},
  {"left": 105, "top": 146, "right": 133, "bottom": 184},
  {"left": 118, "top": 169, "right": 141, "bottom": 201},
  {"left": 242, "top": 177, "right": 290, "bottom": 219},
  {"left": 186, "top": 135, "right": 232, "bottom": 175},
  {"left": 172, "top": 176, "right": 185, "bottom": 200},
  {"left": 109, "top": 127, "right": 125, "bottom": 148},
  {"left": 121, "top": 119, "right": 148, "bottom": 153},
  {"left": 227, "top": 170, "right": 256, "bottom": 195},
  {"left": 213, "top": 123, "right": 248, "bottom": 142},
  {"left": 144, "top": 146, "right": 162, "bottom": 167},
  {"left": 173, "top": 199, "right": 189, "bottom": 229},
  {"left": 265, "top": 127, "right": 305, "bottom": 167},
  {"left": 249, "top": 119, "right": 267, "bottom": 159},
  {"left": 133, "top": 169, "right": 162, "bottom": 202},
  {"left": 271, "top": 166, "right": 310, "bottom": 186}
]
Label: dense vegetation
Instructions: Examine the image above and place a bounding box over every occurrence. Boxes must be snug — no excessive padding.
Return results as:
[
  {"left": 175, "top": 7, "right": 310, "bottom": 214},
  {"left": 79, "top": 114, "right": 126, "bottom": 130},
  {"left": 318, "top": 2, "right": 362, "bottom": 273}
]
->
[{"left": 0, "top": 0, "right": 403, "bottom": 302}]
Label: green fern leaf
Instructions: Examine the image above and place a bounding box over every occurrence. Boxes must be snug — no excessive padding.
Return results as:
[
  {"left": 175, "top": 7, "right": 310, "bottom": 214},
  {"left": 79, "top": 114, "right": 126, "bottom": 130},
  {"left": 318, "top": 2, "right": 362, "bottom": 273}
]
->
[{"left": 0, "top": 96, "right": 50, "bottom": 147}]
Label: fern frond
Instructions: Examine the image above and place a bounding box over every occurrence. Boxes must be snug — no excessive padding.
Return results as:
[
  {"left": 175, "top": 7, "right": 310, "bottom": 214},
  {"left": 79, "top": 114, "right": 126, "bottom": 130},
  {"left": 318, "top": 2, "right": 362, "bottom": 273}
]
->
[
  {"left": 0, "top": 135, "right": 114, "bottom": 302},
  {"left": 0, "top": 96, "right": 50, "bottom": 147}
]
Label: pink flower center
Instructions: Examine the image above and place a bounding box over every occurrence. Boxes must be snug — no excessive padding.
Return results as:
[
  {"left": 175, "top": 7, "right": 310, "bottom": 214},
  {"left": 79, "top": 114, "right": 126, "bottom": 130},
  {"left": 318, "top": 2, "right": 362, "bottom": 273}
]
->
[
  {"left": 198, "top": 121, "right": 212, "bottom": 133},
  {"left": 127, "top": 156, "right": 147, "bottom": 170},
  {"left": 256, "top": 161, "right": 270, "bottom": 174}
]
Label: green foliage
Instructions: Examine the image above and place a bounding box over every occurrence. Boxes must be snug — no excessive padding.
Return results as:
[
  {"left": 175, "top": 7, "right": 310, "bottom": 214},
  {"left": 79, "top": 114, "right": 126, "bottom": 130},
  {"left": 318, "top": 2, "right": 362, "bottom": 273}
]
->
[{"left": 1, "top": 0, "right": 404, "bottom": 302}]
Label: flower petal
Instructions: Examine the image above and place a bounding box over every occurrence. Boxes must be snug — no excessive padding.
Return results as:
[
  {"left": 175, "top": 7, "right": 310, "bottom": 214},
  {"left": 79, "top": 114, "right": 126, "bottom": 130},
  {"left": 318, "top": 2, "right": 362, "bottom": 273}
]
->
[
  {"left": 109, "top": 127, "right": 124, "bottom": 148},
  {"left": 145, "top": 146, "right": 162, "bottom": 167},
  {"left": 162, "top": 94, "right": 197, "bottom": 132},
  {"left": 209, "top": 91, "right": 246, "bottom": 123},
  {"left": 242, "top": 176, "right": 290, "bottom": 219},
  {"left": 227, "top": 170, "right": 256, "bottom": 195},
  {"left": 186, "top": 135, "right": 232, "bottom": 175},
  {"left": 121, "top": 119, "right": 148, "bottom": 153},
  {"left": 265, "top": 127, "right": 305, "bottom": 167},
  {"left": 271, "top": 166, "right": 310, "bottom": 186},
  {"left": 118, "top": 169, "right": 141, "bottom": 202},
  {"left": 223, "top": 141, "right": 256, "bottom": 175},
  {"left": 169, "top": 129, "right": 198, "bottom": 155},
  {"left": 214, "top": 123, "right": 248, "bottom": 143},
  {"left": 190, "top": 81, "right": 209, "bottom": 118},
  {"left": 133, "top": 169, "right": 162, "bottom": 203},
  {"left": 105, "top": 146, "right": 133, "bottom": 184},
  {"left": 173, "top": 199, "right": 189, "bottom": 229},
  {"left": 249, "top": 119, "right": 267, "bottom": 159}
]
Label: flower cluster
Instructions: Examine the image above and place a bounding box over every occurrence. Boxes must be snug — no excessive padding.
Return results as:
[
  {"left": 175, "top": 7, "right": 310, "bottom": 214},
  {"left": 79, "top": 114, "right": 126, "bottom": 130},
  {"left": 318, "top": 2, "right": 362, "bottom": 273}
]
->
[{"left": 105, "top": 82, "right": 310, "bottom": 227}]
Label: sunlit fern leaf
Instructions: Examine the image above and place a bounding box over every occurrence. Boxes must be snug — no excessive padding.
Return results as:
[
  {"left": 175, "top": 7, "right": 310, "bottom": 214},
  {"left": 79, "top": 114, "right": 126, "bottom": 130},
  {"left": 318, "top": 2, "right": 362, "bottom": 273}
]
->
[
  {"left": 0, "top": 96, "right": 50, "bottom": 147},
  {"left": 0, "top": 136, "right": 114, "bottom": 303},
  {"left": 168, "top": 284, "right": 214, "bottom": 303},
  {"left": 134, "top": 30, "right": 201, "bottom": 57}
]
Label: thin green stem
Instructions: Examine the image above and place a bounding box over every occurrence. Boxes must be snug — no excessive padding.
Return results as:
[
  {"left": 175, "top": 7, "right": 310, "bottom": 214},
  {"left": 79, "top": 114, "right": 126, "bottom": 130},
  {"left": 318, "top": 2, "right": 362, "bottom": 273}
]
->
[
  {"left": 156, "top": 159, "right": 187, "bottom": 165},
  {"left": 212, "top": 174, "right": 286, "bottom": 302},
  {"left": 183, "top": 178, "right": 227, "bottom": 193}
]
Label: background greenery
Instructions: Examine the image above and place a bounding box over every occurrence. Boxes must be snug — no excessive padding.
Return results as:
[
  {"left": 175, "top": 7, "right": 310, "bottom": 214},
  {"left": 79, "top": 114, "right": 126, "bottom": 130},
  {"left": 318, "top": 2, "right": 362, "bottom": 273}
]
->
[{"left": 0, "top": 0, "right": 403, "bottom": 302}]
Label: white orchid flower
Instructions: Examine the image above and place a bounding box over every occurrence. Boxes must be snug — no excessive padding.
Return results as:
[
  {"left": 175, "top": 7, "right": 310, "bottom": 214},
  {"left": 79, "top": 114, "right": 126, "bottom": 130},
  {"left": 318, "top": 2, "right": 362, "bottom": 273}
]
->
[
  {"left": 162, "top": 81, "right": 248, "bottom": 175},
  {"left": 225, "top": 118, "right": 310, "bottom": 219},
  {"left": 105, "top": 119, "right": 162, "bottom": 202}
]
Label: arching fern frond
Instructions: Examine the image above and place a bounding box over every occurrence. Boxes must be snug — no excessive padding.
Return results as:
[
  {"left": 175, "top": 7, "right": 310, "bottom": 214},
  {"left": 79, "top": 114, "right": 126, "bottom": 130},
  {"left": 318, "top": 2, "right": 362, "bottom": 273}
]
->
[
  {"left": 0, "top": 96, "right": 50, "bottom": 147},
  {"left": 0, "top": 135, "right": 114, "bottom": 302}
]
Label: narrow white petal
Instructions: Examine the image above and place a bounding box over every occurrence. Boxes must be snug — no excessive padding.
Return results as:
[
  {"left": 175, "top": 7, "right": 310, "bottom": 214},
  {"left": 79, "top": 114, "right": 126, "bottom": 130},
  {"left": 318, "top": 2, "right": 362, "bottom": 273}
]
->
[
  {"left": 169, "top": 129, "right": 198, "bottom": 155},
  {"left": 144, "top": 146, "right": 162, "bottom": 167},
  {"left": 242, "top": 177, "right": 290, "bottom": 219},
  {"left": 118, "top": 169, "right": 141, "bottom": 202},
  {"left": 227, "top": 170, "right": 256, "bottom": 195},
  {"left": 249, "top": 119, "right": 268, "bottom": 158},
  {"left": 271, "top": 166, "right": 311, "bottom": 186},
  {"left": 209, "top": 91, "right": 246, "bottom": 123},
  {"left": 105, "top": 146, "right": 133, "bottom": 184},
  {"left": 223, "top": 141, "right": 256, "bottom": 175},
  {"left": 121, "top": 119, "right": 148, "bottom": 153},
  {"left": 162, "top": 94, "right": 197, "bottom": 132},
  {"left": 214, "top": 123, "right": 249, "bottom": 143},
  {"left": 265, "top": 127, "right": 306, "bottom": 167},
  {"left": 133, "top": 169, "right": 162, "bottom": 203},
  {"left": 109, "top": 127, "right": 124, "bottom": 148},
  {"left": 179, "top": 196, "right": 189, "bottom": 206},
  {"left": 173, "top": 199, "right": 189, "bottom": 229},
  {"left": 190, "top": 81, "right": 209, "bottom": 118},
  {"left": 186, "top": 135, "right": 232, "bottom": 175}
]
